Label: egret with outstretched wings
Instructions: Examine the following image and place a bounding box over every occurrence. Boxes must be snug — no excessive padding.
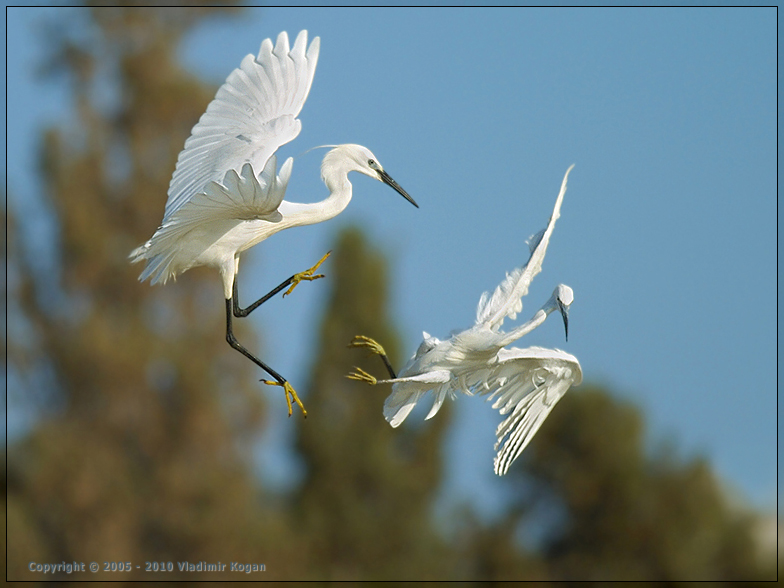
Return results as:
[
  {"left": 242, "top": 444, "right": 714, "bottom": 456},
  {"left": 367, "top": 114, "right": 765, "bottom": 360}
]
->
[
  {"left": 131, "top": 31, "right": 418, "bottom": 418},
  {"left": 348, "top": 166, "right": 579, "bottom": 474}
]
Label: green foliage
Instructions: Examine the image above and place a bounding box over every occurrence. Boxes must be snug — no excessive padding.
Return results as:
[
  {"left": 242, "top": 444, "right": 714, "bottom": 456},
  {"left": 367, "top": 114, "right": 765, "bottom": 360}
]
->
[
  {"left": 8, "top": 6, "right": 270, "bottom": 581},
  {"left": 502, "top": 386, "right": 769, "bottom": 581},
  {"left": 293, "top": 227, "right": 455, "bottom": 579}
]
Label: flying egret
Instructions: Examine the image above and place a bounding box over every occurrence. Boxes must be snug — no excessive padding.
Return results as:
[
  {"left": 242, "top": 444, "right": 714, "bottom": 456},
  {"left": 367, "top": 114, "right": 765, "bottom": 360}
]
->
[
  {"left": 347, "top": 166, "right": 581, "bottom": 474},
  {"left": 130, "top": 31, "right": 418, "bottom": 418}
]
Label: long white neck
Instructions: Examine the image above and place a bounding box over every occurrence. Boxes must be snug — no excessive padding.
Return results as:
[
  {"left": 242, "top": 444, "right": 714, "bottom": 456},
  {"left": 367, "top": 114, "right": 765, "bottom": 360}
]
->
[
  {"left": 496, "top": 305, "right": 553, "bottom": 348},
  {"left": 278, "top": 175, "right": 353, "bottom": 230}
]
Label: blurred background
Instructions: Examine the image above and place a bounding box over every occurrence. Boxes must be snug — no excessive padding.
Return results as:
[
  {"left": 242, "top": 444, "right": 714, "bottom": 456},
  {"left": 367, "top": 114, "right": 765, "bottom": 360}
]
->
[{"left": 5, "top": 4, "right": 778, "bottom": 581}]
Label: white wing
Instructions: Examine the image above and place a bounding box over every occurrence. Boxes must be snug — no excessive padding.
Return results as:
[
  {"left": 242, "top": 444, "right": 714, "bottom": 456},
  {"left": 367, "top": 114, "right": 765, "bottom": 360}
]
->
[
  {"left": 130, "top": 156, "right": 292, "bottom": 284},
  {"left": 163, "top": 30, "right": 320, "bottom": 222},
  {"left": 381, "top": 370, "right": 452, "bottom": 428},
  {"left": 480, "top": 346, "right": 582, "bottom": 475},
  {"left": 475, "top": 165, "right": 574, "bottom": 330}
]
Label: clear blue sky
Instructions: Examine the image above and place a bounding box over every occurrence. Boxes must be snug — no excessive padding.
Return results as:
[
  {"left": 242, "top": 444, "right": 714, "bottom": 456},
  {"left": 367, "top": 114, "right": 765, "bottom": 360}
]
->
[{"left": 6, "top": 7, "right": 778, "bottom": 516}]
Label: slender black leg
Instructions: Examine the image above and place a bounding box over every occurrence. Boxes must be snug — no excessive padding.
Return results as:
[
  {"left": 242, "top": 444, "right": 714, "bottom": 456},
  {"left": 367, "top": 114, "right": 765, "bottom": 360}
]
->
[
  {"left": 379, "top": 354, "right": 397, "bottom": 380},
  {"left": 232, "top": 276, "right": 291, "bottom": 317},
  {"left": 225, "top": 252, "right": 329, "bottom": 417},
  {"left": 225, "top": 299, "right": 306, "bottom": 417},
  {"left": 346, "top": 335, "right": 397, "bottom": 384},
  {"left": 233, "top": 251, "right": 331, "bottom": 318},
  {"left": 226, "top": 299, "right": 285, "bottom": 381}
]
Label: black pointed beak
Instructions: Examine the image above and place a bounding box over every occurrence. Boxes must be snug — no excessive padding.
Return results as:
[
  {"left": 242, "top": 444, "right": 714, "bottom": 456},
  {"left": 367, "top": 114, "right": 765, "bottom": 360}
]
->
[
  {"left": 379, "top": 169, "right": 418, "bottom": 208},
  {"left": 558, "top": 299, "right": 569, "bottom": 342}
]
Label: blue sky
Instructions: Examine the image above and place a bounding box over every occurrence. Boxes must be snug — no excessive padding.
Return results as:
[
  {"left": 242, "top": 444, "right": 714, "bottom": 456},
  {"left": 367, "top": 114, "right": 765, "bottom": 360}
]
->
[{"left": 6, "top": 7, "right": 777, "bottom": 516}]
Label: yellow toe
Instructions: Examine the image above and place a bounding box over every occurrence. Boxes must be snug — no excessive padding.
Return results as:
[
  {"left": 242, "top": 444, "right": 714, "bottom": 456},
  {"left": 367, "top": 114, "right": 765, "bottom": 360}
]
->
[
  {"left": 283, "top": 251, "right": 332, "bottom": 298},
  {"left": 261, "top": 380, "right": 307, "bottom": 418},
  {"left": 346, "top": 366, "right": 378, "bottom": 385}
]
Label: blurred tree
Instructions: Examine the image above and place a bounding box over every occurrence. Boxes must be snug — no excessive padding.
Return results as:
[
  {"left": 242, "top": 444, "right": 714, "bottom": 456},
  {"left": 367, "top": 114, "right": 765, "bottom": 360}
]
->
[
  {"left": 450, "top": 505, "right": 549, "bottom": 582},
  {"left": 293, "top": 226, "right": 456, "bottom": 580},
  {"left": 5, "top": 6, "right": 292, "bottom": 580},
  {"left": 487, "top": 386, "right": 771, "bottom": 582}
]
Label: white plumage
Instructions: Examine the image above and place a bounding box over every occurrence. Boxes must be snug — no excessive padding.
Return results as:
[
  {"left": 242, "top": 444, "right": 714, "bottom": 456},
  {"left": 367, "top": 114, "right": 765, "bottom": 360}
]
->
[
  {"left": 475, "top": 164, "right": 574, "bottom": 330},
  {"left": 131, "top": 30, "right": 416, "bottom": 300},
  {"left": 131, "top": 31, "right": 319, "bottom": 296},
  {"left": 130, "top": 31, "right": 417, "bottom": 418},
  {"left": 482, "top": 346, "right": 581, "bottom": 475},
  {"left": 349, "top": 165, "right": 580, "bottom": 474}
]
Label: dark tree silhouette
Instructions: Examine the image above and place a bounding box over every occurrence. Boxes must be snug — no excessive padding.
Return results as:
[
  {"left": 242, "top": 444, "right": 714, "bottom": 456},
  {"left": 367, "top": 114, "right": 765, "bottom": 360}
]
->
[
  {"left": 293, "top": 226, "right": 455, "bottom": 580},
  {"left": 7, "top": 7, "right": 276, "bottom": 580}
]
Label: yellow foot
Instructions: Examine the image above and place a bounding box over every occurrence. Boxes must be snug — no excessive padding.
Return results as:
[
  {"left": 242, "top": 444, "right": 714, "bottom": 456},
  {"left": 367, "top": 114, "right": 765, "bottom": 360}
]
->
[
  {"left": 346, "top": 366, "right": 378, "bottom": 385},
  {"left": 283, "top": 251, "right": 332, "bottom": 298},
  {"left": 348, "top": 335, "right": 387, "bottom": 357},
  {"left": 261, "top": 380, "right": 307, "bottom": 418}
]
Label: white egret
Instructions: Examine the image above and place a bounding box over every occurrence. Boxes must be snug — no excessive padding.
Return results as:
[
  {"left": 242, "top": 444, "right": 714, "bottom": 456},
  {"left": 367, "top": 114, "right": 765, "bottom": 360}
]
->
[
  {"left": 130, "top": 31, "right": 418, "bottom": 418},
  {"left": 348, "top": 166, "right": 581, "bottom": 475}
]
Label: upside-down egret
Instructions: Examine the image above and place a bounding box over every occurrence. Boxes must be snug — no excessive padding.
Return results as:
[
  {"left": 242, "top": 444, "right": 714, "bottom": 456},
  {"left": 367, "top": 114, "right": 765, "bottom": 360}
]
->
[
  {"left": 130, "top": 31, "right": 418, "bottom": 418},
  {"left": 348, "top": 166, "right": 580, "bottom": 475}
]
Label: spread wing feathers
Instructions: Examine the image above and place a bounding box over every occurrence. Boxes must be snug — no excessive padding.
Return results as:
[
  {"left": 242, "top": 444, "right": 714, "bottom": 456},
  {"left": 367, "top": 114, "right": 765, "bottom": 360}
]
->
[
  {"left": 176, "top": 157, "right": 291, "bottom": 225},
  {"left": 381, "top": 370, "right": 453, "bottom": 428},
  {"left": 163, "top": 30, "right": 320, "bottom": 221},
  {"left": 130, "top": 156, "right": 291, "bottom": 285},
  {"left": 379, "top": 344, "right": 581, "bottom": 477},
  {"left": 475, "top": 165, "right": 574, "bottom": 330},
  {"left": 479, "top": 346, "right": 582, "bottom": 475}
]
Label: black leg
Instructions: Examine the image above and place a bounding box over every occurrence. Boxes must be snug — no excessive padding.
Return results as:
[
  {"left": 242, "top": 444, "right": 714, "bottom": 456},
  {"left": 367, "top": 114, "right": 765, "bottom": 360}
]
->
[
  {"left": 379, "top": 354, "right": 397, "bottom": 380},
  {"left": 225, "top": 298, "right": 306, "bottom": 417},
  {"left": 225, "top": 298, "right": 285, "bottom": 382},
  {"left": 233, "top": 251, "right": 331, "bottom": 318},
  {"left": 346, "top": 335, "right": 397, "bottom": 381},
  {"left": 233, "top": 277, "right": 294, "bottom": 318}
]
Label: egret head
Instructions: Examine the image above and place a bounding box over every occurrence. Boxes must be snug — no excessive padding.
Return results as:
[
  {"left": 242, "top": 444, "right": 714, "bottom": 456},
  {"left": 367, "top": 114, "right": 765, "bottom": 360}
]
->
[
  {"left": 324, "top": 144, "right": 418, "bottom": 208},
  {"left": 551, "top": 284, "right": 574, "bottom": 342}
]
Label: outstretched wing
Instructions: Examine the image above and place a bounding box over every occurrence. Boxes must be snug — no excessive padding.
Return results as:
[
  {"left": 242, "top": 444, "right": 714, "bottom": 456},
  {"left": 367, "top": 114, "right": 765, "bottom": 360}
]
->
[
  {"left": 130, "top": 155, "right": 292, "bottom": 285},
  {"left": 475, "top": 165, "right": 574, "bottom": 330},
  {"left": 480, "top": 346, "right": 582, "bottom": 475},
  {"left": 163, "top": 30, "right": 320, "bottom": 222}
]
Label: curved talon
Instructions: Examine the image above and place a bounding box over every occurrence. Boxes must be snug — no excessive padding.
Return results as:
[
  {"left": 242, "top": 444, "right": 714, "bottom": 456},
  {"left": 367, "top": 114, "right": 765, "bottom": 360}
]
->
[
  {"left": 283, "top": 251, "right": 332, "bottom": 298},
  {"left": 261, "top": 380, "right": 307, "bottom": 418},
  {"left": 348, "top": 335, "right": 387, "bottom": 357},
  {"left": 346, "top": 367, "right": 378, "bottom": 385}
]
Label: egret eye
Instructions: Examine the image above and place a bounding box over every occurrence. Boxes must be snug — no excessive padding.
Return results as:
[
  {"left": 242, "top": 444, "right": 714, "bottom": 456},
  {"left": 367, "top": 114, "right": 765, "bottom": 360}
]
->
[{"left": 368, "top": 159, "right": 377, "bottom": 169}]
